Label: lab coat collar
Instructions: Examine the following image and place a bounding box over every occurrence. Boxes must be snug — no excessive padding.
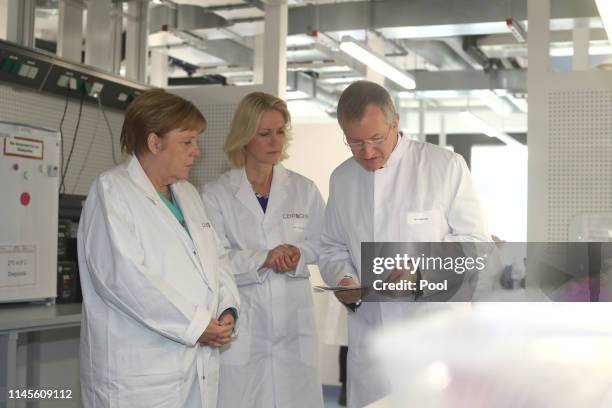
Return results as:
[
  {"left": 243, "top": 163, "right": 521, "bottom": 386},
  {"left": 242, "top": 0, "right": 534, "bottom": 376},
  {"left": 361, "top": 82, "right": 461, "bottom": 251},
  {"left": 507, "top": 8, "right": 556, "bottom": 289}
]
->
[
  {"left": 379, "top": 132, "right": 408, "bottom": 170},
  {"left": 264, "top": 164, "right": 289, "bottom": 218},
  {"left": 231, "top": 166, "right": 265, "bottom": 222},
  {"left": 125, "top": 154, "right": 163, "bottom": 202},
  {"left": 125, "top": 155, "right": 210, "bottom": 286},
  {"left": 230, "top": 164, "right": 289, "bottom": 221}
]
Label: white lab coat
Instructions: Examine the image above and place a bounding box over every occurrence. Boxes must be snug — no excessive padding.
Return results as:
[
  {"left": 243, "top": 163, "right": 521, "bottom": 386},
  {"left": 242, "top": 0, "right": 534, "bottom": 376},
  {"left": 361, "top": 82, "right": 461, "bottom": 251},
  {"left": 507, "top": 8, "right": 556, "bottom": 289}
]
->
[
  {"left": 322, "top": 294, "right": 348, "bottom": 346},
  {"left": 201, "top": 164, "right": 325, "bottom": 408},
  {"left": 319, "top": 135, "right": 490, "bottom": 408},
  {"left": 78, "top": 155, "right": 240, "bottom": 408}
]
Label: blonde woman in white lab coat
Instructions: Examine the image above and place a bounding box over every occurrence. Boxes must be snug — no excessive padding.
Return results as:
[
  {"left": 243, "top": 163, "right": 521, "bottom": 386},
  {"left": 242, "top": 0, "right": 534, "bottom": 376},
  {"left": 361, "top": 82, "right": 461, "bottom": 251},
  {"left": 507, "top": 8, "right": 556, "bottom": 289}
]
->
[
  {"left": 78, "top": 90, "right": 240, "bottom": 408},
  {"left": 201, "top": 92, "right": 325, "bottom": 408}
]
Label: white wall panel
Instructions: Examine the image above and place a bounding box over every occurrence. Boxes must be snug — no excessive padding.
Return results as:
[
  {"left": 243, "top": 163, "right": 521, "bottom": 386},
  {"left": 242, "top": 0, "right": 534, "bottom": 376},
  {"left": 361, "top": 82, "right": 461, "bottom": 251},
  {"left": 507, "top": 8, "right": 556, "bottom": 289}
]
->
[{"left": 528, "top": 0, "right": 612, "bottom": 242}]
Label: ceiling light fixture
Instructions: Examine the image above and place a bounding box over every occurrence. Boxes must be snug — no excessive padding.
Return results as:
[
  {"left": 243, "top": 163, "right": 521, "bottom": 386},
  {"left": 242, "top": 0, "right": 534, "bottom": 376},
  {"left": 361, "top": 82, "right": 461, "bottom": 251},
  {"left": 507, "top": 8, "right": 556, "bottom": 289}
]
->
[
  {"left": 459, "top": 110, "right": 525, "bottom": 149},
  {"left": 285, "top": 90, "right": 311, "bottom": 100},
  {"left": 339, "top": 37, "right": 416, "bottom": 90}
]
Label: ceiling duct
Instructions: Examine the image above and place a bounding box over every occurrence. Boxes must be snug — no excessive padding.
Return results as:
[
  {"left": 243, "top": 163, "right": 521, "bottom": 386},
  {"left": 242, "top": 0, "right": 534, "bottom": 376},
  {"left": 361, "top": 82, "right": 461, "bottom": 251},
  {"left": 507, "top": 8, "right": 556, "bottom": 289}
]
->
[
  {"left": 168, "top": 0, "right": 263, "bottom": 10},
  {"left": 462, "top": 36, "right": 495, "bottom": 71},
  {"left": 177, "top": 5, "right": 229, "bottom": 31},
  {"left": 286, "top": 71, "right": 338, "bottom": 110},
  {"left": 400, "top": 39, "right": 471, "bottom": 70},
  {"left": 150, "top": 4, "right": 230, "bottom": 33},
  {"left": 168, "top": 75, "right": 226, "bottom": 86},
  {"left": 287, "top": 71, "right": 316, "bottom": 98},
  {"left": 149, "top": 4, "right": 177, "bottom": 32}
]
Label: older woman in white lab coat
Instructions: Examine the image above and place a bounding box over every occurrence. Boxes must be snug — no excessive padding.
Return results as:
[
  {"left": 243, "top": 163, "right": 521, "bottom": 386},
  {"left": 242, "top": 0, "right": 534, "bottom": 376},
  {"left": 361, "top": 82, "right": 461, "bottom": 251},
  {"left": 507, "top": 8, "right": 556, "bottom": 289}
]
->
[
  {"left": 201, "top": 92, "right": 325, "bottom": 408},
  {"left": 78, "top": 90, "right": 239, "bottom": 408}
]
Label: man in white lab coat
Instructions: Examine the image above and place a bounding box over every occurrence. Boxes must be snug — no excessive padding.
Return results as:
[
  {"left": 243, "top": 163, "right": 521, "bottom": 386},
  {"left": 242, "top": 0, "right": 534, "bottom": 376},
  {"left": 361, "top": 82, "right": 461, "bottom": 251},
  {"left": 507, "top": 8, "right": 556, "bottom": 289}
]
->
[
  {"left": 78, "top": 90, "right": 240, "bottom": 408},
  {"left": 319, "top": 81, "right": 490, "bottom": 407}
]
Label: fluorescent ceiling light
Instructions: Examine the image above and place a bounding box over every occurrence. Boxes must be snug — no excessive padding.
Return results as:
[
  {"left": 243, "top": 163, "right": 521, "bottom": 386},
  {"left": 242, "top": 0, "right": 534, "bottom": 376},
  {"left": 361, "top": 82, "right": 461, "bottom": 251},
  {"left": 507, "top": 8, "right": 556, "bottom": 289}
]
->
[
  {"left": 596, "top": 0, "right": 612, "bottom": 45},
  {"left": 398, "top": 90, "right": 462, "bottom": 99},
  {"left": 339, "top": 38, "right": 416, "bottom": 90},
  {"left": 319, "top": 76, "right": 364, "bottom": 85},
  {"left": 473, "top": 90, "right": 513, "bottom": 116},
  {"left": 459, "top": 111, "right": 525, "bottom": 149},
  {"left": 286, "top": 34, "right": 316, "bottom": 47},
  {"left": 286, "top": 90, "right": 311, "bottom": 100},
  {"left": 232, "top": 80, "right": 254, "bottom": 86}
]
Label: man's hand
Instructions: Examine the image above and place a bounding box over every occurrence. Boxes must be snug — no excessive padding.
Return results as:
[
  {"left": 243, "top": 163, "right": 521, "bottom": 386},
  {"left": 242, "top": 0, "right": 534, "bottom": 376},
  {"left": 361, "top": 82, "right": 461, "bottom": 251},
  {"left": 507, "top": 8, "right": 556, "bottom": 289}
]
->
[
  {"left": 199, "top": 318, "right": 233, "bottom": 348},
  {"left": 334, "top": 277, "right": 363, "bottom": 305}
]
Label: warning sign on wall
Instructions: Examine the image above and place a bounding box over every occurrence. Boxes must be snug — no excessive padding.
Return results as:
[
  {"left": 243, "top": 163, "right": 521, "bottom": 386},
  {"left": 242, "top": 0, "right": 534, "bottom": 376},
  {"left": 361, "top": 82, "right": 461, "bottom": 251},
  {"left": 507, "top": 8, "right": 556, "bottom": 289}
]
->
[{"left": 3, "top": 137, "right": 44, "bottom": 160}]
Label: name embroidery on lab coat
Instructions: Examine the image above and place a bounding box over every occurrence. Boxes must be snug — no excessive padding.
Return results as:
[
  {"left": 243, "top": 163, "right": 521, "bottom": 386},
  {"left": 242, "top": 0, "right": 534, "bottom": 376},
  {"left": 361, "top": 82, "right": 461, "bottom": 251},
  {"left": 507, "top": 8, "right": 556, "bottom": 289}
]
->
[
  {"left": 282, "top": 213, "right": 309, "bottom": 219},
  {"left": 201, "top": 222, "right": 211, "bottom": 228},
  {"left": 406, "top": 211, "right": 435, "bottom": 225}
]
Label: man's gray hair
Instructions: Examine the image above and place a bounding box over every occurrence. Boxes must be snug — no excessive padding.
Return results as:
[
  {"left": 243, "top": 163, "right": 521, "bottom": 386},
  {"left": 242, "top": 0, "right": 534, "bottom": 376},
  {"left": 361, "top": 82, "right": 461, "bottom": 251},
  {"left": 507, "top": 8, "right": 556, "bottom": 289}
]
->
[{"left": 336, "top": 81, "right": 397, "bottom": 129}]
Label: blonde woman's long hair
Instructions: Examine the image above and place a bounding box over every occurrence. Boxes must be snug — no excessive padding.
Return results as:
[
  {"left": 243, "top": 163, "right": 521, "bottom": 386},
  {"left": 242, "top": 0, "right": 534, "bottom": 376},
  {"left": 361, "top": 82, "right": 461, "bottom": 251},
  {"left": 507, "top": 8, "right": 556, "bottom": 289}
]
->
[{"left": 224, "top": 92, "right": 291, "bottom": 168}]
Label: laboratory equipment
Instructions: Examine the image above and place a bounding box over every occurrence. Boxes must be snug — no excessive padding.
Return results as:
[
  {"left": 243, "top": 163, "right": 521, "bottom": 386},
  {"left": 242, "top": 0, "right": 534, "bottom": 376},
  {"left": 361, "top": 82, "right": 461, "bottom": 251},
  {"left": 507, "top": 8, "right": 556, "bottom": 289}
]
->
[{"left": 0, "top": 121, "right": 60, "bottom": 303}]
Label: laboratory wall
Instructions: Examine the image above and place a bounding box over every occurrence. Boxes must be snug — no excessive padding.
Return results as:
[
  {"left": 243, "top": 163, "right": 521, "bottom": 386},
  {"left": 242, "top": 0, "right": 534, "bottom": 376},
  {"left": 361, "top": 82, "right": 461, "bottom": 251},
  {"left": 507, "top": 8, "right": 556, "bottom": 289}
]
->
[
  {"left": 0, "top": 84, "right": 125, "bottom": 196},
  {"left": 0, "top": 83, "right": 123, "bottom": 406},
  {"left": 528, "top": 1, "right": 612, "bottom": 243},
  {"left": 284, "top": 121, "right": 352, "bottom": 385},
  {"left": 173, "top": 85, "right": 267, "bottom": 188}
]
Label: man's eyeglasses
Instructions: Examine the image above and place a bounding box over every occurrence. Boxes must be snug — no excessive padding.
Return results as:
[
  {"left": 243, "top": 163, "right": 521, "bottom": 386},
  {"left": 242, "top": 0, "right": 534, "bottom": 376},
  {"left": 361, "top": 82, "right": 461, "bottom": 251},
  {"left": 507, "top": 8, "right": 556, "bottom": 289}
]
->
[{"left": 344, "top": 124, "right": 394, "bottom": 150}]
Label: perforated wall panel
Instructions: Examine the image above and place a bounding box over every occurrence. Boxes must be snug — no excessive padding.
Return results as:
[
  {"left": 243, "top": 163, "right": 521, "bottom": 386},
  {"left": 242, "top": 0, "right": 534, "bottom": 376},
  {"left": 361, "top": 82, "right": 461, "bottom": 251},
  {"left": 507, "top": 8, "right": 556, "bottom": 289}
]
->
[
  {"left": 0, "top": 84, "right": 124, "bottom": 195},
  {"left": 547, "top": 90, "right": 612, "bottom": 241},
  {"left": 188, "top": 103, "right": 235, "bottom": 190}
]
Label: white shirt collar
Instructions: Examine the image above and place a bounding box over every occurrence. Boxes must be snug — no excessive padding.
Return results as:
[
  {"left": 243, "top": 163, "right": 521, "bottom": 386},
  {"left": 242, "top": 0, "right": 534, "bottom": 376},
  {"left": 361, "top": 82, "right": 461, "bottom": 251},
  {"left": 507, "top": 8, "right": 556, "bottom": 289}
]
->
[{"left": 378, "top": 132, "right": 407, "bottom": 170}]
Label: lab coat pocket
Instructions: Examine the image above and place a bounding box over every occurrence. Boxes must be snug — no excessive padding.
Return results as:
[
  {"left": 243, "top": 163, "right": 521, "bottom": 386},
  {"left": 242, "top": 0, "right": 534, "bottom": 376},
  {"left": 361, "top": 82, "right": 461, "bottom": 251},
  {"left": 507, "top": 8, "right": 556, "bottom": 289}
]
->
[
  {"left": 219, "top": 308, "right": 251, "bottom": 366},
  {"left": 401, "top": 209, "right": 444, "bottom": 241},
  {"left": 282, "top": 218, "right": 307, "bottom": 240},
  {"left": 297, "top": 308, "right": 318, "bottom": 367},
  {"left": 115, "top": 348, "right": 182, "bottom": 408},
  {"left": 283, "top": 221, "right": 306, "bottom": 242}
]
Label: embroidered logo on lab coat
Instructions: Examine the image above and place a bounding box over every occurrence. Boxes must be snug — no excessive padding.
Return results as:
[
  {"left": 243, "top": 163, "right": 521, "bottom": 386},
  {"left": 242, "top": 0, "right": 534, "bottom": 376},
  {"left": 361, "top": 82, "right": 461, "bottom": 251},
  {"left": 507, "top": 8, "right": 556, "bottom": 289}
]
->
[{"left": 282, "top": 213, "right": 309, "bottom": 219}]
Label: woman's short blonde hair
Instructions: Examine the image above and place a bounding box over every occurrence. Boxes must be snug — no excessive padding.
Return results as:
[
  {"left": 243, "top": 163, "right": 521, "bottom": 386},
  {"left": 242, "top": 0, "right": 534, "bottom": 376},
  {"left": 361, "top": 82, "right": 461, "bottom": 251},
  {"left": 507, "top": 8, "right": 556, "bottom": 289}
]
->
[{"left": 224, "top": 92, "right": 291, "bottom": 168}]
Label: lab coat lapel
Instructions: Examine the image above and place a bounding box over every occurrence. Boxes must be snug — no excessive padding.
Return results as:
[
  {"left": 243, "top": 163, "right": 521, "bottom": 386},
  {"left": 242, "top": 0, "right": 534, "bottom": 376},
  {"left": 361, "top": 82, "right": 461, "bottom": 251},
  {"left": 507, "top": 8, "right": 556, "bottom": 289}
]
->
[
  {"left": 264, "top": 164, "right": 288, "bottom": 219},
  {"left": 125, "top": 156, "right": 207, "bottom": 282},
  {"left": 172, "top": 184, "right": 215, "bottom": 289},
  {"left": 232, "top": 167, "right": 265, "bottom": 222},
  {"left": 362, "top": 168, "right": 375, "bottom": 241}
]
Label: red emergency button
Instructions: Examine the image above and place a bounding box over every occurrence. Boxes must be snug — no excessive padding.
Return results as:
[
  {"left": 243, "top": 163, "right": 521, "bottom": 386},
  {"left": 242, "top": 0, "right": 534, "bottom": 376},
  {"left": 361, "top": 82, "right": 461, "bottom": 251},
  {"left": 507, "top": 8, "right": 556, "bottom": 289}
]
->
[{"left": 20, "top": 192, "right": 31, "bottom": 206}]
